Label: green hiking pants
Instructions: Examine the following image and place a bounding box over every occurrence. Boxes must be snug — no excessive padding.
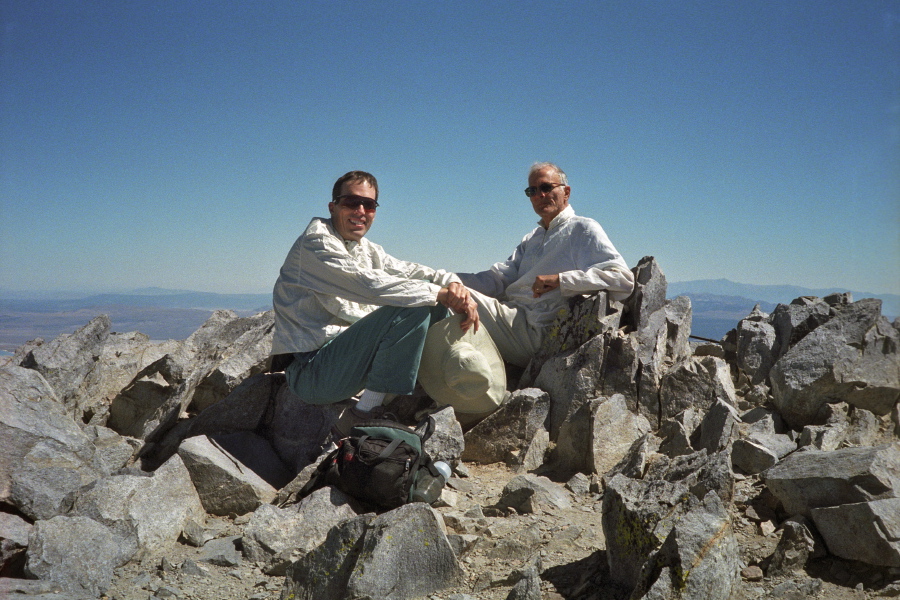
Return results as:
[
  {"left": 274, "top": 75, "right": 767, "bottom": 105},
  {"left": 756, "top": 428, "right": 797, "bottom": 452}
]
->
[{"left": 285, "top": 304, "right": 451, "bottom": 404}]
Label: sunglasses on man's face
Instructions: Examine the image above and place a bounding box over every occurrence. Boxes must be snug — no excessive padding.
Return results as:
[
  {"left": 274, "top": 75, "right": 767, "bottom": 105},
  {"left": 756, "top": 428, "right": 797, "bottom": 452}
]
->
[
  {"left": 336, "top": 195, "right": 379, "bottom": 211},
  {"left": 524, "top": 182, "right": 566, "bottom": 197}
]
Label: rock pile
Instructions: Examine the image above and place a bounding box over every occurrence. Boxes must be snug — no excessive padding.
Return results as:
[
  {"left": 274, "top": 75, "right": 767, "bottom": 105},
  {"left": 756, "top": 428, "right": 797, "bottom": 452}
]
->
[{"left": 1, "top": 257, "right": 898, "bottom": 600}]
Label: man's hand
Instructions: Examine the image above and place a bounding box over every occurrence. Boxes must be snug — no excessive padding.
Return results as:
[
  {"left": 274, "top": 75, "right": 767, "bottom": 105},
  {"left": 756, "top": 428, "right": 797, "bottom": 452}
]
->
[
  {"left": 437, "top": 282, "right": 471, "bottom": 313},
  {"left": 437, "top": 284, "right": 480, "bottom": 333},
  {"left": 458, "top": 298, "right": 480, "bottom": 333},
  {"left": 532, "top": 274, "right": 560, "bottom": 297}
]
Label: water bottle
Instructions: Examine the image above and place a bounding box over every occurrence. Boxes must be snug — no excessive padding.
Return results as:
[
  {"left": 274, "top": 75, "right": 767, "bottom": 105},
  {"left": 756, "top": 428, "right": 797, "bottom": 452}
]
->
[{"left": 411, "top": 461, "right": 452, "bottom": 504}]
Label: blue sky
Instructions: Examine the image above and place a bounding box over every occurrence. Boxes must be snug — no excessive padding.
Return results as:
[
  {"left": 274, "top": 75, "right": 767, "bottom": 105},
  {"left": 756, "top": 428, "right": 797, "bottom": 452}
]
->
[{"left": 1, "top": 1, "right": 898, "bottom": 296}]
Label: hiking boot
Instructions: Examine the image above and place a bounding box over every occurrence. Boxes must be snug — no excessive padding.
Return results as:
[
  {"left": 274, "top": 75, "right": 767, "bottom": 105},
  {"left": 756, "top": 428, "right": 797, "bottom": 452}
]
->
[{"left": 331, "top": 404, "right": 397, "bottom": 440}]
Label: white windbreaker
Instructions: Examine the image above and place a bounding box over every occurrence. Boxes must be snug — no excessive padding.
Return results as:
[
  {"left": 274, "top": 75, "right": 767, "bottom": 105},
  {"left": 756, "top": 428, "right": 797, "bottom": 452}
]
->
[
  {"left": 458, "top": 206, "right": 634, "bottom": 328},
  {"left": 271, "top": 217, "right": 460, "bottom": 354}
]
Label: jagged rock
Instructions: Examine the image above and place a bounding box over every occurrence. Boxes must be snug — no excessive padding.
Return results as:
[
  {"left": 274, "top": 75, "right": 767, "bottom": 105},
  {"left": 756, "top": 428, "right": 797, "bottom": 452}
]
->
[
  {"left": 106, "top": 353, "right": 187, "bottom": 440},
  {"left": 554, "top": 394, "right": 650, "bottom": 477},
  {"left": 622, "top": 256, "right": 668, "bottom": 333},
  {"left": 521, "top": 291, "right": 622, "bottom": 386},
  {"left": 266, "top": 382, "right": 348, "bottom": 473},
  {"left": 0, "top": 512, "right": 32, "bottom": 573},
  {"left": 241, "top": 486, "right": 356, "bottom": 572},
  {"left": 67, "top": 454, "right": 205, "bottom": 559},
  {"left": 735, "top": 315, "right": 777, "bottom": 385},
  {"left": 177, "top": 435, "right": 276, "bottom": 516},
  {"left": 764, "top": 443, "right": 900, "bottom": 518},
  {"left": 73, "top": 332, "right": 181, "bottom": 426},
  {"left": 797, "top": 402, "right": 851, "bottom": 451},
  {"left": 770, "top": 297, "right": 833, "bottom": 358},
  {"left": 106, "top": 311, "right": 274, "bottom": 443},
  {"left": 462, "top": 388, "right": 550, "bottom": 467},
  {"left": 629, "top": 492, "right": 740, "bottom": 600},
  {"left": 767, "top": 516, "right": 820, "bottom": 577},
  {"left": 25, "top": 515, "right": 132, "bottom": 597},
  {"left": 645, "top": 449, "right": 735, "bottom": 506},
  {"left": 282, "top": 504, "right": 462, "bottom": 600},
  {"left": 659, "top": 357, "right": 737, "bottom": 427},
  {"left": 198, "top": 535, "right": 242, "bottom": 566},
  {"left": 844, "top": 407, "right": 881, "bottom": 447},
  {"left": 20, "top": 315, "right": 111, "bottom": 411},
  {"left": 1, "top": 365, "right": 106, "bottom": 520},
  {"left": 144, "top": 371, "right": 284, "bottom": 472},
  {"left": 282, "top": 514, "right": 374, "bottom": 600},
  {"left": 186, "top": 310, "right": 274, "bottom": 412},
  {"left": 810, "top": 498, "right": 900, "bottom": 567},
  {"left": 189, "top": 372, "right": 281, "bottom": 437},
  {"left": 84, "top": 425, "right": 139, "bottom": 473},
  {"left": 658, "top": 408, "right": 704, "bottom": 458},
  {"left": 732, "top": 438, "right": 780, "bottom": 475},
  {"left": 602, "top": 474, "right": 695, "bottom": 590},
  {"left": 423, "top": 406, "right": 465, "bottom": 466},
  {"left": 692, "top": 398, "right": 741, "bottom": 454},
  {"left": 770, "top": 298, "right": 900, "bottom": 428},
  {"left": 497, "top": 474, "right": 572, "bottom": 514},
  {"left": 209, "top": 430, "right": 293, "bottom": 489},
  {"left": 604, "top": 433, "right": 662, "bottom": 483}
]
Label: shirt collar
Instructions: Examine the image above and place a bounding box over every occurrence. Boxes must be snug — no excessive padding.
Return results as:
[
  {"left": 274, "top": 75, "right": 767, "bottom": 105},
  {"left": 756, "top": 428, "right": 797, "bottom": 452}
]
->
[{"left": 538, "top": 205, "right": 575, "bottom": 230}]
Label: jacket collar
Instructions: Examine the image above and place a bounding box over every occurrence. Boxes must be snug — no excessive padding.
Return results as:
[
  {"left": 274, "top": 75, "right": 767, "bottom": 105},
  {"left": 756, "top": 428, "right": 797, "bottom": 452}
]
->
[{"left": 538, "top": 205, "right": 575, "bottom": 230}]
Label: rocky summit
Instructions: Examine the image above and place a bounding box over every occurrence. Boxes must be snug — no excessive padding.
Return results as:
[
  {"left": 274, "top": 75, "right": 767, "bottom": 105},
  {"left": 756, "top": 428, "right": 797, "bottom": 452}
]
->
[{"left": 1, "top": 256, "right": 898, "bottom": 600}]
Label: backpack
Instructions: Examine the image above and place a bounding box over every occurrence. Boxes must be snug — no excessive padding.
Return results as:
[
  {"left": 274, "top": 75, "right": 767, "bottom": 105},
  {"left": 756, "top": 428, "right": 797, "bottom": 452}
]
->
[{"left": 299, "top": 416, "right": 443, "bottom": 510}]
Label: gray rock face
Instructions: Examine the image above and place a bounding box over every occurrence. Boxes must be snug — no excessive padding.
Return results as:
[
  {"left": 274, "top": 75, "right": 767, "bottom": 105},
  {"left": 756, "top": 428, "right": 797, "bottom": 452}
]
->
[
  {"left": 554, "top": 394, "right": 650, "bottom": 477},
  {"left": 659, "top": 357, "right": 737, "bottom": 427},
  {"left": 20, "top": 315, "right": 111, "bottom": 411},
  {"left": 462, "top": 388, "right": 550, "bottom": 467},
  {"left": 735, "top": 315, "right": 777, "bottom": 385},
  {"left": 764, "top": 443, "right": 900, "bottom": 518},
  {"left": 631, "top": 492, "right": 740, "bottom": 600},
  {"left": 177, "top": 435, "right": 277, "bottom": 516},
  {"left": 242, "top": 486, "right": 356, "bottom": 570},
  {"left": 770, "top": 298, "right": 900, "bottom": 428},
  {"left": 1, "top": 365, "right": 106, "bottom": 520},
  {"left": 283, "top": 504, "right": 462, "bottom": 600},
  {"left": 521, "top": 291, "right": 622, "bottom": 386},
  {"left": 25, "top": 515, "right": 132, "bottom": 597},
  {"left": 106, "top": 310, "right": 274, "bottom": 443},
  {"left": 622, "top": 255, "right": 668, "bottom": 333},
  {"left": 67, "top": 454, "right": 206, "bottom": 559},
  {"left": 497, "top": 474, "right": 572, "bottom": 514},
  {"left": 810, "top": 498, "right": 900, "bottom": 567}
]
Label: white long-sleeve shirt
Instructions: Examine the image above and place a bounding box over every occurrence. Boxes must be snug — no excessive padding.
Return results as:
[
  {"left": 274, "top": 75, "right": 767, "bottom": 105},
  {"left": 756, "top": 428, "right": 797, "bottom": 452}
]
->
[
  {"left": 458, "top": 205, "right": 634, "bottom": 328},
  {"left": 271, "top": 217, "right": 460, "bottom": 354}
]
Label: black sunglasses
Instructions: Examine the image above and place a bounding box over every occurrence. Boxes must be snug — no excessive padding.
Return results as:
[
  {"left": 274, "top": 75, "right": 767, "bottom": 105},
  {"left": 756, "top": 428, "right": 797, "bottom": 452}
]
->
[
  {"left": 336, "top": 195, "right": 379, "bottom": 211},
  {"left": 524, "top": 182, "right": 566, "bottom": 197}
]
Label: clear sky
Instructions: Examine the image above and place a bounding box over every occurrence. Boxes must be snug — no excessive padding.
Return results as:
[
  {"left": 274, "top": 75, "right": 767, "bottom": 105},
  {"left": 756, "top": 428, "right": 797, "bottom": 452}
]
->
[{"left": 2, "top": 1, "right": 898, "bottom": 296}]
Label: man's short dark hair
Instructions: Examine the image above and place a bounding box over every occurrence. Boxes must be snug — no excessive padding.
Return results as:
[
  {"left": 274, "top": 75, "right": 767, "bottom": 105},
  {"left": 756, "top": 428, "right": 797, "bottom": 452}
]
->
[{"left": 332, "top": 171, "right": 379, "bottom": 202}]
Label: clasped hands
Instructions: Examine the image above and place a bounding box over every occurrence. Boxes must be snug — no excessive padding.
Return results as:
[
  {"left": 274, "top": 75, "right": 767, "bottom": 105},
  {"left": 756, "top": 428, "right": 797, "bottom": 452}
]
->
[{"left": 437, "top": 282, "right": 479, "bottom": 332}]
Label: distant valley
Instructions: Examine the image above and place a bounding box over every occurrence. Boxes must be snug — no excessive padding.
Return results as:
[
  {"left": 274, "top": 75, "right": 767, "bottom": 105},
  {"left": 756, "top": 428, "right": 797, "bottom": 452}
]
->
[{"left": 0, "top": 281, "right": 896, "bottom": 353}]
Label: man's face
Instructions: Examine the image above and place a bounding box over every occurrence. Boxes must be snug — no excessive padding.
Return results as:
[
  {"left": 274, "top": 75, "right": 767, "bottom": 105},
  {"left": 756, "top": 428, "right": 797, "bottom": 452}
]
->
[
  {"left": 328, "top": 180, "right": 377, "bottom": 242},
  {"left": 528, "top": 167, "right": 570, "bottom": 227}
]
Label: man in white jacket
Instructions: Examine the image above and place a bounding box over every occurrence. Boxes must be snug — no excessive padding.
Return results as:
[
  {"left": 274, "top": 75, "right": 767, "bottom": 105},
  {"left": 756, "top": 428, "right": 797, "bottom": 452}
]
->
[
  {"left": 271, "top": 170, "right": 478, "bottom": 437},
  {"left": 456, "top": 162, "right": 634, "bottom": 367}
]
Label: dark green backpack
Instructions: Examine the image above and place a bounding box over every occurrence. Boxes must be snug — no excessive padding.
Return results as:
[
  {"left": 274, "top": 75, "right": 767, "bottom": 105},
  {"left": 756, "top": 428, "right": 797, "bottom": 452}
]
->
[{"left": 300, "top": 417, "right": 440, "bottom": 510}]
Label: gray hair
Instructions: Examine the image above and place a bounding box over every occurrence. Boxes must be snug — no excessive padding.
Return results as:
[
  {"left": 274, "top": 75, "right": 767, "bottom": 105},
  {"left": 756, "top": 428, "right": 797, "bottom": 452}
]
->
[{"left": 529, "top": 162, "right": 568, "bottom": 185}]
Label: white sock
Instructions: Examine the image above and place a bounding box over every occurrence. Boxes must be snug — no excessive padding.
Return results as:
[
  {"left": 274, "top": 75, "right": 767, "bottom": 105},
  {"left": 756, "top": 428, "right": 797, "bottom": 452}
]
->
[{"left": 356, "top": 389, "right": 386, "bottom": 412}]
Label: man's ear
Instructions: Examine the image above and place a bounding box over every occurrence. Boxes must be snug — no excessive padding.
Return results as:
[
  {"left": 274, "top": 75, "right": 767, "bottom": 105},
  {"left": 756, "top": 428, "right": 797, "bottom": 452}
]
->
[{"left": 328, "top": 202, "right": 335, "bottom": 216}]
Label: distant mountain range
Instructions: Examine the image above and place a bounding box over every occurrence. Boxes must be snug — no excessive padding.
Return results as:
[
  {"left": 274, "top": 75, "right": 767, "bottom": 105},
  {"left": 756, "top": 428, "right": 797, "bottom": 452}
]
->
[
  {"left": 0, "top": 280, "right": 896, "bottom": 353},
  {"left": 668, "top": 279, "right": 898, "bottom": 341},
  {"left": 0, "top": 289, "right": 271, "bottom": 352}
]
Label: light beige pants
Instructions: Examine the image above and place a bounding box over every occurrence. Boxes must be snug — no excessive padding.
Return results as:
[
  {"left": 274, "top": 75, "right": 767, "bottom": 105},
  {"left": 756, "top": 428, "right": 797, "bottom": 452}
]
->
[{"left": 468, "top": 289, "right": 544, "bottom": 368}]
